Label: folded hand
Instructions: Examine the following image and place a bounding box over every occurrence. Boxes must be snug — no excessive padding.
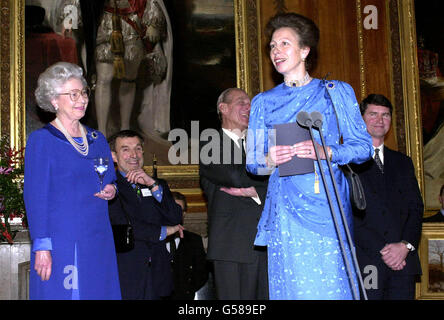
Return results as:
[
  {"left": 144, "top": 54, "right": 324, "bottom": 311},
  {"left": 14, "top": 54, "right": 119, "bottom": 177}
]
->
[
  {"left": 220, "top": 186, "right": 258, "bottom": 198},
  {"left": 380, "top": 242, "right": 409, "bottom": 271}
]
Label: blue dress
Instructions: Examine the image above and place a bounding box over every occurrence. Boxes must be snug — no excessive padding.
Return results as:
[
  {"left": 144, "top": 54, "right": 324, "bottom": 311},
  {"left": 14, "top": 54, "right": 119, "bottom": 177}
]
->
[
  {"left": 246, "top": 79, "right": 373, "bottom": 300},
  {"left": 24, "top": 124, "right": 121, "bottom": 300}
]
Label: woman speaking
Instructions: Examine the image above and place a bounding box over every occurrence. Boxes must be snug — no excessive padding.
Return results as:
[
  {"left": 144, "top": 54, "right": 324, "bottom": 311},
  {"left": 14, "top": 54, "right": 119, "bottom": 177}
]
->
[{"left": 246, "top": 13, "right": 373, "bottom": 300}]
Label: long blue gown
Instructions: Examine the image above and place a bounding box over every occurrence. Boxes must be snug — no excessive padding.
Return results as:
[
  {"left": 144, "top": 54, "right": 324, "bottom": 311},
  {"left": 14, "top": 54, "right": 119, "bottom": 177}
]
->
[
  {"left": 246, "top": 79, "right": 373, "bottom": 300},
  {"left": 24, "top": 124, "right": 121, "bottom": 300}
]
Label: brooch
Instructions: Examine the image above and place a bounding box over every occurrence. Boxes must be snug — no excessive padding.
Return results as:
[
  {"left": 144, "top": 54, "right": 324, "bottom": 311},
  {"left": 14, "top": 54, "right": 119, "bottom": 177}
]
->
[
  {"left": 326, "top": 81, "right": 336, "bottom": 90},
  {"left": 91, "top": 131, "right": 98, "bottom": 139}
]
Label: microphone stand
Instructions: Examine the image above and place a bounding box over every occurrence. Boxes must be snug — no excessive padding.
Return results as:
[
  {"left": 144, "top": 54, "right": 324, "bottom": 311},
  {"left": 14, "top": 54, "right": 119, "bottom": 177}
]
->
[
  {"left": 310, "top": 111, "right": 368, "bottom": 300},
  {"left": 296, "top": 111, "right": 361, "bottom": 300}
]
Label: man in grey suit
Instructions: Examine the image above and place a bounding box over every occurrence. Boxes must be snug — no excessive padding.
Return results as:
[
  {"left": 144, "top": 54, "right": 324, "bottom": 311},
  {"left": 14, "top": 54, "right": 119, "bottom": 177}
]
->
[{"left": 199, "top": 88, "right": 269, "bottom": 300}]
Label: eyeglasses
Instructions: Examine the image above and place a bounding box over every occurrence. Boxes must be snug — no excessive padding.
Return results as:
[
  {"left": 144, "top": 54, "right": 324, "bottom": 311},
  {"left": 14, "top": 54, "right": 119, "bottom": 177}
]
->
[{"left": 57, "top": 87, "right": 91, "bottom": 102}]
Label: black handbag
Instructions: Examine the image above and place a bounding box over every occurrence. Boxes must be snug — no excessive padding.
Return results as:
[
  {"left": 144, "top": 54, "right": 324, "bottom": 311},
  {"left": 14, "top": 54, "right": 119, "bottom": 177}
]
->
[
  {"left": 324, "top": 79, "right": 367, "bottom": 211},
  {"left": 339, "top": 164, "right": 366, "bottom": 211},
  {"left": 111, "top": 197, "right": 135, "bottom": 253}
]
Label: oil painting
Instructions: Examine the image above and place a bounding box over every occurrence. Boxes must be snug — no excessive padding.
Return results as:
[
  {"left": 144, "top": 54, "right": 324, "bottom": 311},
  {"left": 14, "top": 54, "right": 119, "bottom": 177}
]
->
[
  {"left": 415, "top": 0, "right": 444, "bottom": 209},
  {"left": 24, "top": 0, "right": 236, "bottom": 164}
]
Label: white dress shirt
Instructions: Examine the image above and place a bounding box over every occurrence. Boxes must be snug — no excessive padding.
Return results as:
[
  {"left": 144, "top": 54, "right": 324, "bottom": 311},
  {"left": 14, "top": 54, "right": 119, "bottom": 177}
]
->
[
  {"left": 222, "top": 128, "right": 261, "bottom": 205},
  {"left": 166, "top": 237, "right": 180, "bottom": 253},
  {"left": 373, "top": 144, "right": 384, "bottom": 164}
]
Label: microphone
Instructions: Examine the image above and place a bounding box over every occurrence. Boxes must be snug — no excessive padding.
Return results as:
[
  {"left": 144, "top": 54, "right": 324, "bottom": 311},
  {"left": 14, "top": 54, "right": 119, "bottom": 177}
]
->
[
  {"left": 296, "top": 111, "right": 313, "bottom": 128},
  {"left": 310, "top": 111, "right": 323, "bottom": 128},
  {"left": 308, "top": 109, "right": 368, "bottom": 300}
]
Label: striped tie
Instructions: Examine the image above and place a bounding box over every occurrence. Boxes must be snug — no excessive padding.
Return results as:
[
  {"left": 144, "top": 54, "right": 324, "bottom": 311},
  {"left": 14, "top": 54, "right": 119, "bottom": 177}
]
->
[{"left": 374, "top": 148, "right": 384, "bottom": 173}]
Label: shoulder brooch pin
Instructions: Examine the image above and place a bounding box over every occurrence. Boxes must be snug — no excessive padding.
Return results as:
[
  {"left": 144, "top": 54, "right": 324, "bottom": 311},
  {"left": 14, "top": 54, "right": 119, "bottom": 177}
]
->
[{"left": 327, "top": 81, "right": 336, "bottom": 90}]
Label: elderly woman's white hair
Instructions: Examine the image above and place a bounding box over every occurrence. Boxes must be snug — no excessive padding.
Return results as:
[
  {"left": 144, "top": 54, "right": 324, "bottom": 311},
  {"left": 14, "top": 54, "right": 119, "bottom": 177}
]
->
[{"left": 35, "top": 62, "right": 87, "bottom": 113}]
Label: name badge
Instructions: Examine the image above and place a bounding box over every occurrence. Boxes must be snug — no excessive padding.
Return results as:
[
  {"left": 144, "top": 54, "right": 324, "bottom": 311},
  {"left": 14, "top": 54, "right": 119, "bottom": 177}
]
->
[{"left": 141, "top": 188, "right": 152, "bottom": 197}]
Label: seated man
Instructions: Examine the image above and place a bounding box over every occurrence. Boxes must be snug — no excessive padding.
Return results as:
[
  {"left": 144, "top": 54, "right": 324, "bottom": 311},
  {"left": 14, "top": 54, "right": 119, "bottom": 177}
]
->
[
  {"left": 167, "top": 192, "right": 208, "bottom": 300},
  {"left": 108, "top": 130, "right": 183, "bottom": 300}
]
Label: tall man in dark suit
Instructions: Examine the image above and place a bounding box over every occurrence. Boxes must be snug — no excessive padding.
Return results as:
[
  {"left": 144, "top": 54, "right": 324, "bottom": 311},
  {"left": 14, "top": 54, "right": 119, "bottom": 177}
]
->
[
  {"left": 108, "top": 130, "right": 184, "bottom": 300},
  {"left": 352, "top": 94, "right": 424, "bottom": 300},
  {"left": 199, "top": 88, "right": 269, "bottom": 300},
  {"left": 423, "top": 184, "right": 444, "bottom": 222}
]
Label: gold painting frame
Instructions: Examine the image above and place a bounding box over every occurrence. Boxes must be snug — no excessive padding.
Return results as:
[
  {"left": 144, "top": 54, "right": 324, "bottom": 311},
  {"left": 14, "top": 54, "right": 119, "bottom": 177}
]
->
[
  {"left": 396, "top": 0, "right": 427, "bottom": 210},
  {"left": 0, "top": 0, "right": 25, "bottom": 151},
  {"left": 416, "top": 223, "right": 444, "bottom": 300}
]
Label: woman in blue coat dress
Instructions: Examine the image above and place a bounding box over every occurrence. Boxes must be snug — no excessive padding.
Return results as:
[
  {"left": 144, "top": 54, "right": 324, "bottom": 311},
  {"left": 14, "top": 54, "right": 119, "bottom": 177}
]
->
[
  {"left": 24, "top": 62, "right": 121, "bottom": 299},
  {"left": 246, "top": 13, "right": 373, "bottom": 299}
]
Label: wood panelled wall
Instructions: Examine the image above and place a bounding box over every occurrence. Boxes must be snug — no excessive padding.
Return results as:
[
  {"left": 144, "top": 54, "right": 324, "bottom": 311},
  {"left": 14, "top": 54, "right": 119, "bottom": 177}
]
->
[{"left": 259, "top": 0, "right": 398, "bottom": 149}]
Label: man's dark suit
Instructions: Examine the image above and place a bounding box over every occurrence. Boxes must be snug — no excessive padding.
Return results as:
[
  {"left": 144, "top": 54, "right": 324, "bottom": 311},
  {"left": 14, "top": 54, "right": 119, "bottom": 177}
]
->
[
  {"left": 169, "top": 230, "right": 208, "bottom": 300},
  {"left": 352, "top": 146, "right": 423, "bottom": 299},
  {"left": 108, "top": 172, "right": 182, "bottom": 300},
  {"left": 199, "top": 131, "right": 269, "bottom": 300}
]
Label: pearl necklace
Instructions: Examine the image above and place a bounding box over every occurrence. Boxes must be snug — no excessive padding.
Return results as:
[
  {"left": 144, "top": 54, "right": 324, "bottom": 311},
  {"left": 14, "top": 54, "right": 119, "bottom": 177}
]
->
[
  {"left": 284, "top": 73, "right": 311, "bottom": 87},
  {"left": 54, "top": 118, "right": 89, "bottom": 156}
]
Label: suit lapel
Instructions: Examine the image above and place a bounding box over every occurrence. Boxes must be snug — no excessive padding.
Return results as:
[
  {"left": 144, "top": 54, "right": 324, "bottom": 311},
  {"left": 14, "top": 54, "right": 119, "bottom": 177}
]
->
[
  {"left": 381, "top": 147, "right": 392, "bottom": 180},
  {"left": 358, "top": 159, "right": 387, "bottom": 203},
  {"left": 382, "top": 147, "right": 394, "bottom": 175},
  {"left": 220, "top": 130, "right": 244, "bottom": 165},
  {"left": 116, "top": 171, "right": 140, "bottom": 205},
  {"left": 381, "top": 147, "right": 397, "bottom": 195},
  {"left": 371, "top": 146, "right": 398, "bottom": 204}
]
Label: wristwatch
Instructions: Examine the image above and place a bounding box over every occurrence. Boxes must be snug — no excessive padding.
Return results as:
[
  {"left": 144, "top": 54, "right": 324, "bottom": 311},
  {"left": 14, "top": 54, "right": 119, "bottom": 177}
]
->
[
  {"left": 401, "top": 240, "right": 415, "bottom": 252},
  {"left": 147, "top": 180, "right": 159, "bottom": 191}
]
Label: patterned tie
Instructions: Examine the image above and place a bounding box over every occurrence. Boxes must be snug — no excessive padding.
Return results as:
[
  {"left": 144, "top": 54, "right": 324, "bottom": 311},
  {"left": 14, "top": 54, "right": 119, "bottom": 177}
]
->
[{"left": 374, "top": 148, "right": 384, "bottom": 173}]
